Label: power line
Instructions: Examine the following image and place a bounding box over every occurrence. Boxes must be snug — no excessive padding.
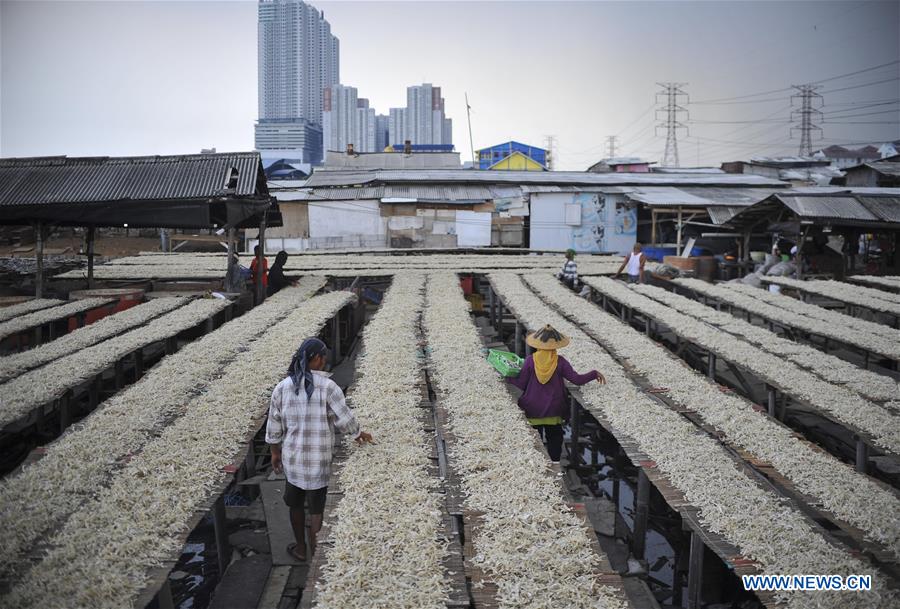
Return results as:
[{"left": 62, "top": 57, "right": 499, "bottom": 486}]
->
[
  {"left": 791, "top": 84, "right": 824, "bottom": 156},
  {"left": 810, "top": 59, "right": 900, "bottom": 85},
  {"left": 656, "top": 82, "right": 689, "bottom": 167},
  {"left": 821, "top": 76, "right": 900, "bottom": 95}
]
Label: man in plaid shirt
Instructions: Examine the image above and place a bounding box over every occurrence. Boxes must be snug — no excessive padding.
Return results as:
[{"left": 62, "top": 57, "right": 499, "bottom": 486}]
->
[{"left": 266, "top": 337, "right": 374, "bottom": 562}]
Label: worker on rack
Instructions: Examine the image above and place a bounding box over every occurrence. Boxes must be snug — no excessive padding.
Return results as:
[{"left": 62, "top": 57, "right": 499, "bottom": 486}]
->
[
  {"left": 267, "top": 250, "right": 296, "bottom": 296},
  {"left": 507, "top": 325, "right": 605, "bottom": 462},
  {"left": 266, "top": 337, "right": 375, "bottom": 562},
  {"left": 556, "top": 249, "right": 580, "bottom": 290},
  {"left": 250, "top": 244, "right": 268, "bottom": 292},
  {"left": 614, "top": 242, "right": 646, "bottom": 284}
]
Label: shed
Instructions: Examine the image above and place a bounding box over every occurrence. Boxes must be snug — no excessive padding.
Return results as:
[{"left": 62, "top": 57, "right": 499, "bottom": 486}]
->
[{"left": 0, "top": 152, "right": 275, "bottom": 298}]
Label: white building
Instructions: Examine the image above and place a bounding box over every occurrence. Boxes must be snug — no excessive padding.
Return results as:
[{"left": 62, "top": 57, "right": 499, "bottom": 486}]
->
[
  {"left": 388, "top": 83, "right": 453, "bottom": 147},
  {"left": 322, "top": 85, "right": 376, "bottom": 153},
  {"left": 375, "top": 114, "right": 390, "bottom": 152},
  {"left": 256, "top": 0, "right": 339, "bottom": 162}
]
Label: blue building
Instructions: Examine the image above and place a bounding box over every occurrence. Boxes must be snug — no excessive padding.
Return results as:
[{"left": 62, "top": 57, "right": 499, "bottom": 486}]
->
[{"left": 476, "top": 141, "right": 548, "bottom": 170}]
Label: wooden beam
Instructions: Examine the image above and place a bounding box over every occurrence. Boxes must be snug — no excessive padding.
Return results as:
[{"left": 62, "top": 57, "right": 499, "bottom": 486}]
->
[
  {"left": 35, "top": 222, "right": 45, "bottom": 298},
  {"left": 86, "top": 226, "right": 96, "bottom": 290}
]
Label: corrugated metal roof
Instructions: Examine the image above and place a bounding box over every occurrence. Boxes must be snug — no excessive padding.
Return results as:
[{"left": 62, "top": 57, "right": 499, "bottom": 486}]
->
[
  {"left": 626, "top": 187, "right": 714, "bottom": 206},
  {"left": 520, "top": 185, "right": 635, "bottom": 194},
  {"left": 0, "top": 154, "right": 264, "bottom": 206},
  {"left": 708, "top": 206, "right": 750, "bottom": 225},
  {"left": 866, "top": 162, "right": 900, "bottom": 177},
  {"left": 305, "top": 168, "right": 786, "bottom": 188},
  {"left": 776, "top": 195, "right": 879, "bottom": 221},
  {"left": 383, "top": 184, "right": 494, "bottom": 201},
  {"left": 858, "top": 196, "right": 900, "bottom": 222},
  {"left": 679, "top": 187, "right": 780, "bottom": 205}
]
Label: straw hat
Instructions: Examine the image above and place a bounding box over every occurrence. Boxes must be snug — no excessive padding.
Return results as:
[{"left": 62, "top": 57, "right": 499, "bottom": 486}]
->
[{"left": 526, "top": 324, "right": 571, "bottom": 350}]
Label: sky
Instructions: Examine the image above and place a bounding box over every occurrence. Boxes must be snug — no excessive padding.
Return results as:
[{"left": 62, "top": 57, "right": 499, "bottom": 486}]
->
[{"left": 2, "top": 0, "right": 899, "bottom": 169}]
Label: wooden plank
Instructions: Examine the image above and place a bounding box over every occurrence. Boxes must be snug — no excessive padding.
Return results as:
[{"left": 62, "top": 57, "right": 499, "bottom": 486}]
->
[{"left": 260, "top": 478, "right": 303, "bottom": 567}]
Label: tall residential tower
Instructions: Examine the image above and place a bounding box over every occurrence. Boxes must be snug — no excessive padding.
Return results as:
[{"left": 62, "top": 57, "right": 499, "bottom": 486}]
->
[{"left": 255, "top": 0, "right": 339, "bottom": 163}]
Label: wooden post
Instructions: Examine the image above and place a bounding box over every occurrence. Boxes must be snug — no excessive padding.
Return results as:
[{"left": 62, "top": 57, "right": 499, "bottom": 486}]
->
[
  {"left": 256, "top": 216, "right": 267, "bottom": 305},
  {"left": 855, "top": 438, "right": 868, "bottom": 473},
  {"left": 707, "top": 352, "right": 716, "bottom": 380},
  {"left": 59, "top": 392, "right": 71, "bottom": 431},
  {"left": 633, "top": 469, "right": 650, "bottom": 561},
  {"left": 498, "top": 301, "right": 505, "bottom": 341},
  {"left": 86, "top": 226, "right": 96, "bottom": 289},
  {"left": 676, "top": 207, "right": 683, "bottom": 253},
  {"left": 35, "top": 222, "right": 45, "bottom": 298},
  {"left": 767, "top": 385, "right": 776, "bottom": 417},
  {"left": 89, "top": 376, "right": 101, "bottom": 409},
  {"left": 225, "top": 227, "right": 236, "bottom": 281},
  {"left": 331, "top": 313, "right": 341, "bottom": 364},
  {"left": 33, "top": 325, "right": 43, "bottom": 346},
  {"left": 114, "top": 358, "right": 125, "bottom": 390},
  {"left": 488, "top": 288, "right": 497, "bottom": 330},
  {"left": 213, "top": 495, "right": 231, "bottom": 575},
  {"left": 569, "top": 395, "right": 580, "bottom": 465},
  {"left": 651, "top": 209, "right": 657, "bottom": 246},
  {"left": 686, "top": 531, "right": 705, "bottom": 609},
  {"left": 514, "top": 322, "right": 522, "bottom": 357}
]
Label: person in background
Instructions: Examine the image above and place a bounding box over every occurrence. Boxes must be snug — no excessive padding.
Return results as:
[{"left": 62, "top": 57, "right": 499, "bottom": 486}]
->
[
  {"left": 507, "top": 325, "right": 605, "bottom": 462},
  {"left": 250, "top": 244, "right": 268, "bottom": 292},
  {"left": 556, "top": 249, "right": 579, "bottom": 290},
  {"left": 266, "top": 338, "right": 374, "bottom": 562},
  {"left": 615, "top": 242, "right": 646, "bottom": 284},
  {"left": 223, "top": 252, "right": 244, "bottom": 293},
  {"left": 267, "top": 250, "right": 296, "bottom": 296}
]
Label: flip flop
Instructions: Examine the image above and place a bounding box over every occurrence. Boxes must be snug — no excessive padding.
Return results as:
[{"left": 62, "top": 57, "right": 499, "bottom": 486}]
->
[{"left": 287, "top": 542, "right": 306, "bottom": 562}]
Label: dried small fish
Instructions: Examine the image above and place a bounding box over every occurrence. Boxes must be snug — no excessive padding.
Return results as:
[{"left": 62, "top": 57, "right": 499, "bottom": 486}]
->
[
  {"left": 0, "top": 298, "right": 65, "bottom": 323},
  {"left": 493, "top": 272, "right": 896, "bottom": 609}
]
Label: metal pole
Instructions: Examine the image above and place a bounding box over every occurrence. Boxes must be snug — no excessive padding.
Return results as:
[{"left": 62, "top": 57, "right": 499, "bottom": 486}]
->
[
  {"left": 35, "top": 222, "right": 45, "bottom": 298},
  {"left": 86, "top": 226, "right": 95, "bottom": 289},
  {"left": 256, "top": 215, "right": 267, "bottom": 305},
  {"left": 686, "top": 531, "right": 705, "bottom": 609},
  {"left": 633, "top": 469, "right": 650, "bottom": 561}
]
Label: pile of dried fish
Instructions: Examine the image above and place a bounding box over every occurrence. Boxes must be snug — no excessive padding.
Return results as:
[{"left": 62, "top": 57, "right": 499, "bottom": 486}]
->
[
  {"left": 764, "top": 277, "right": 900, "bottom": 314},
  {"left": 0, "top": 297, "right": 114, "bottom": 343},
  {"left": 314, "top": 273, "right": 448, "bottom": 609},
  {"left": 0, "top": 297, "right": 229, "bottom": 429},
  {"left": 675, "top": 278, "right": 900, "bottom": 360},
  {"left": 585, "top": 277, "right": 900, "bottom": 454},
  {"left": 0, "top": 279, "right": 325, "bottom": 580},
  {"left": 1, "top": 289, "right": 353, "bottom": 609},
  {"left": 634, "top": 282, "right": 899, "bottom": 402},
  {"left": 525, "top": 273, "right": 900, "bottom": 560},
  {"left": 0, "top": 298, "right": 188, "bottom": 383},
  {"left": 849, "top": 275, "right": 900, "bottom": 291},
  {"left": 424, "top": 273, "right": 626, "bottom": 609},
  {"left": 491, "top": 273, "right": 896, "bottom": 609},
  {"left": 0, "top": 298, "right": 64, "bottom": 323},
  {"left": 724, "top": 281, "right": 900, "bottom": 340}
]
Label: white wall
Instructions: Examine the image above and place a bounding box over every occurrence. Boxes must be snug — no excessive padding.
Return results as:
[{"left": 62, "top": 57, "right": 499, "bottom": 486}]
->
[
  {"left": 530, "top": 192, "right": 636, "bottom": 254},
  {"left": 308, "top": 199, "right": 386, "bottom": 239}
]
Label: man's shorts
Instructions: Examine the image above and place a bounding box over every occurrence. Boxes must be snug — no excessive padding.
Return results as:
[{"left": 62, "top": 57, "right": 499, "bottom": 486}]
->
[
  {"left": 625, "top": 274, "right": 640, "bottom": 284},
  {"left": 283, "top": 480, "right": 327, "bottom": 514}
]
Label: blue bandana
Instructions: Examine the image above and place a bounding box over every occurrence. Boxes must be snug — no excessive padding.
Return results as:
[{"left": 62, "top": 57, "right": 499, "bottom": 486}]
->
[{"left": 288, "top": 337, "right": 327, "bottom": 398}]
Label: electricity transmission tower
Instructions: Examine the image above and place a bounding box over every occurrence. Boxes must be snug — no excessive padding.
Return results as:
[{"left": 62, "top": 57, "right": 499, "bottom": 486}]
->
[
  {"left": 791, "top": 84, "right": 823, "bottom": 157},
  {"left": 606, "top": 135, "right": 618, "bottom": 158},
  {"left": 544, "top": 135, "right": 557, "bottom": 170},
  {"left": 656, "top": 83, "right": 689, "bottom": 167}
]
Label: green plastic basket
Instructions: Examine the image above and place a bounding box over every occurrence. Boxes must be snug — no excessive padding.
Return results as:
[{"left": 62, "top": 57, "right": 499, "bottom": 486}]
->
[{"left": 487, "top": 349, "right": 523, "bottom": 377}]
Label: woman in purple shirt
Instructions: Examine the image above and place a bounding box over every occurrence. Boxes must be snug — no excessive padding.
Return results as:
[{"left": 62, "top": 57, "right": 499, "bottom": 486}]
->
[{"left": 508, "top": 325, "right": 605, "bottom": 462}]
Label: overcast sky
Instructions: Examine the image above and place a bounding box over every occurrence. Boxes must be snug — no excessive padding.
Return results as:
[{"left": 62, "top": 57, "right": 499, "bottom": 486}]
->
[{"left": 2, "top": 0, "right": 898, "bottom": 169}]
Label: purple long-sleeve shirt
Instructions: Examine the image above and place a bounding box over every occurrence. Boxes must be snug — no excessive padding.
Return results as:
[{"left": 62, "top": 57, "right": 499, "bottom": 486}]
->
[{"left": 507, "top": 355, "right": 597, "bottom": 419}]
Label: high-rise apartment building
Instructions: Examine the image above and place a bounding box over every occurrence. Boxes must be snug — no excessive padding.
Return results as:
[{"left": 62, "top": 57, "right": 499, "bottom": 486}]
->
[
  {"left": 388, "top": 84, "right": 453, "bottom": 147},
  {"left": 375, "top": 114, "right": 390, "bottom": 151},
  {"left": 323, "top": 85, "right": 376, "bottom": 152},
  {"left": 255, "top": 0, "right": 339, "bottom": 163}
]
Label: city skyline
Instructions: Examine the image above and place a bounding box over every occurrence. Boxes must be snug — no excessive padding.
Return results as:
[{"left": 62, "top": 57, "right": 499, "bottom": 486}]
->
[{"left": 2, "top": 1, "right": 898, "bottom": 169}]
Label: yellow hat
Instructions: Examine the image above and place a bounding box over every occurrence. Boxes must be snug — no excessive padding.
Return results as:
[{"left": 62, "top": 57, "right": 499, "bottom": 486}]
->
[{"left": 525, "top": 324, "right": 571, "bottom": 350}]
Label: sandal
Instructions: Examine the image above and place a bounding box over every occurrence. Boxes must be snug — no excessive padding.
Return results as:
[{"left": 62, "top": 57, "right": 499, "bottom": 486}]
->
[{"left": 287, "top": 542, "right": 306, "bottom": 562}]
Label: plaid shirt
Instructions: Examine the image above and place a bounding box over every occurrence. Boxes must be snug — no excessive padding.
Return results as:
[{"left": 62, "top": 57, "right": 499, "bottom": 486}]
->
[{"left": 265, "top": 371, "right": 360, "bottom": 489}]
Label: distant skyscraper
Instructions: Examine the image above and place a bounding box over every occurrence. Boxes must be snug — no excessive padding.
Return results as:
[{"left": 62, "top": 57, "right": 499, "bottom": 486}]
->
[
  {"left": 388, "top": 84, "right": 453, "bottom": 147},
  {"left": 255, "top": 0, "right": 339, "bottom": 163},
  {"left": 375, "top": 114, "right": 390, "bottom": 151},
  {"left": 323, "top": 85, "right": 376, "bottom": 152}
]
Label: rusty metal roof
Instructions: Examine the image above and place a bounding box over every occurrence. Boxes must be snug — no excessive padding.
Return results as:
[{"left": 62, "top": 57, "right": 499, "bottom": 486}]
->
[{"left": 777, "top": 195, "right": 879, "bottom": 221}]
